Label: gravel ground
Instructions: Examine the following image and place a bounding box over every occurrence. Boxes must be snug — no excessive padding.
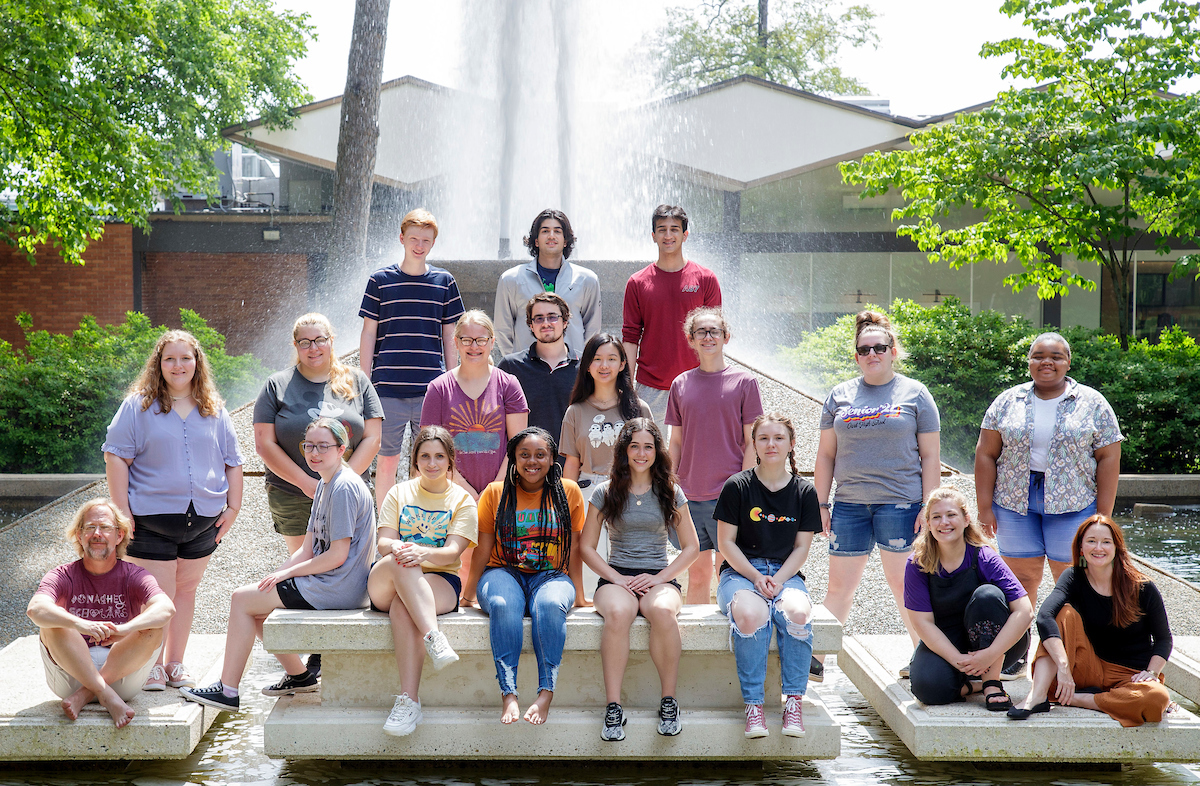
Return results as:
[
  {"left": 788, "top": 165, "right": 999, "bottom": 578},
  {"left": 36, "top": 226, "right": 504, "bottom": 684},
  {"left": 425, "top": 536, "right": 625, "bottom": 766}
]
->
[{"left": 3, "top": 354, "right": 1197, "bottom": 648}]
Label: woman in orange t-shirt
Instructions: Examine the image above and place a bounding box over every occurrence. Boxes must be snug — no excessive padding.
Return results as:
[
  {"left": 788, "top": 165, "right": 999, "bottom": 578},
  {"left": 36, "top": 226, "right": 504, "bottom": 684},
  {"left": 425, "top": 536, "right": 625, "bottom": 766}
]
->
[{"left": 466, "top": 427, "right": 585, "bottom": 726}]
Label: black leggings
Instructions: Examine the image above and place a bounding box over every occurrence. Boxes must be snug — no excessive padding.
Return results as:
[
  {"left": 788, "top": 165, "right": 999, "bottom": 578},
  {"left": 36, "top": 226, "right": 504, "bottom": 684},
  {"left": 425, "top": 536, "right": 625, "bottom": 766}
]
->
[{"left": 910, "top": 584, "right": 1029, "bottom": 705}]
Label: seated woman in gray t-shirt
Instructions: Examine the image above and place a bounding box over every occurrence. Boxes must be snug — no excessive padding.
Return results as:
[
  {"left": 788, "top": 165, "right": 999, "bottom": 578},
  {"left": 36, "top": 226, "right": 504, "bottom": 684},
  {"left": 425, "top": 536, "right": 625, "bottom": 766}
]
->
[
  {"left": 181, "top": 418, "right": 375, "bottom": 712},
  {"left": 580, "top": 418, "right": 699, "bottom": 742}
]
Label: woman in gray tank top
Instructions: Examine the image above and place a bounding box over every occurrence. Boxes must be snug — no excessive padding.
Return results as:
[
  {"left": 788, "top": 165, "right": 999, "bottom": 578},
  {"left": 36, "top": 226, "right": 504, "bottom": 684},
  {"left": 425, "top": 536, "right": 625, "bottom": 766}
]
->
[{"left": 581, "top": 418, "right": 699, "bottom": 742}]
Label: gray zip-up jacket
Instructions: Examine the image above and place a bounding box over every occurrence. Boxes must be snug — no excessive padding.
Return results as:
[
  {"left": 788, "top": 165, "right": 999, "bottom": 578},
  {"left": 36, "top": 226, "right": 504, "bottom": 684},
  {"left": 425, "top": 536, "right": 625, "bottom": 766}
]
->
[{"left": 492, "top": 259, "right": 602, "bottom": 356}]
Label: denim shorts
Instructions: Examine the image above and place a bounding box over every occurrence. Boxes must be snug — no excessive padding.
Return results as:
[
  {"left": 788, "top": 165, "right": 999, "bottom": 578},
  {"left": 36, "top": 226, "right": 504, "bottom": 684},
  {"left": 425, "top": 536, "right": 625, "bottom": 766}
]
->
[
  {"left": 828, "top": 501, "right": 920, "bottom": 557},
  {"left": 994, "top": 472, "right": 1096, "bottom": 563}
]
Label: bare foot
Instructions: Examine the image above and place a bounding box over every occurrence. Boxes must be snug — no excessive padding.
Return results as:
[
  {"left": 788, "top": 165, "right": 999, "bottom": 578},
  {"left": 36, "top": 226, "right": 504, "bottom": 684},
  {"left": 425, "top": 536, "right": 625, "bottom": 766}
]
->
[
  {"left": 60, "top": 686, "right": 95, "bottom": 721},
  {"left": 523, "top": 690, "right": 553, "bottom": 725},
  {"left": 96, "top": 685, "right": 136, "bottom": 728},
  {"left": 500, "top": 694, "right": 520, "bottom": 724}
]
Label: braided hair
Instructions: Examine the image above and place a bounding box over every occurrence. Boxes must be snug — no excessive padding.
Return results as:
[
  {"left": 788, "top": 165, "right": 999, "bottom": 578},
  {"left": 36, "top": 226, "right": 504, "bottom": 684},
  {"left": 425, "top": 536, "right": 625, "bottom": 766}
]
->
[
  {"left": 751, "top": 412, "right": 800, "bottom": 476},
  {"left": 494, "top": 427, "right": 574, "bottom": 571}
]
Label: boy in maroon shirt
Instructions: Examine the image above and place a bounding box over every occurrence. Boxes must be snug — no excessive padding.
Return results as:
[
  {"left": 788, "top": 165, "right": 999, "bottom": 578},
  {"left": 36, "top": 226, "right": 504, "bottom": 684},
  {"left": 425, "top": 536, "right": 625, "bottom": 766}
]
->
[
  {"left": 622, "top": 205, "right": 722, "bottom": 429},
  {"left": 27, "top": 499, "right": 174, "bottom": 727}
]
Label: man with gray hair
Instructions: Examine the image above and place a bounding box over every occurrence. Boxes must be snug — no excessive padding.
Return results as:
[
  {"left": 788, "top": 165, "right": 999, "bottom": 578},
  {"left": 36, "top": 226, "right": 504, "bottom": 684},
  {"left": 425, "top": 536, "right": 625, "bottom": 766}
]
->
[{"left": 27, "top": 498, "right": 175, "bottom": 727}]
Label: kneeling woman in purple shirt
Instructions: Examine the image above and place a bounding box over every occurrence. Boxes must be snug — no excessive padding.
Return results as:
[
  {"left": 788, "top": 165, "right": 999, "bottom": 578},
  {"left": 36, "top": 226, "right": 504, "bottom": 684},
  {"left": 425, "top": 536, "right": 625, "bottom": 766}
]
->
[{"left": 904, "top": 488, "right": 1033, "bottom": 710}]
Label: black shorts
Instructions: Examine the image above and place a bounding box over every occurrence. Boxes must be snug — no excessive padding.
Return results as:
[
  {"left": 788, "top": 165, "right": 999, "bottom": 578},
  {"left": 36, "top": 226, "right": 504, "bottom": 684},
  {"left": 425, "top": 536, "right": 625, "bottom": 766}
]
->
[
  {"left": 370, "top": 572, "right": 462, "bottom": 613},
  {"left": 276, "top": 577, "right": 315, "bottom": 610},
  {"left": 127, "top": 503, "right": 220, "bottom": 561},
  {"left": 596, "top": 564, "right": 682, "bottom": 599}
]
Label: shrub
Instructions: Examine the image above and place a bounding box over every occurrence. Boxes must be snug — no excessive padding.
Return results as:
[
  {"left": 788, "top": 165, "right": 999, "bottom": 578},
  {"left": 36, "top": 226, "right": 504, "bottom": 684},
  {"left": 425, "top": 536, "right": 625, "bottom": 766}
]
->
[
  {"left": 778, "top": 298, "right": 1200, "bottom": 473},
  {"left": 0, "top": 310, "right": 265, "bottom": 473}
]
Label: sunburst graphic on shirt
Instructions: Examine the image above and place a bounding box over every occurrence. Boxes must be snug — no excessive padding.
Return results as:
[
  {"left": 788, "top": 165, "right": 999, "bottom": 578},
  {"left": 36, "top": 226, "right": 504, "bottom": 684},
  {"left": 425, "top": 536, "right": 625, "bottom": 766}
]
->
[{"left": 448, "top": 398, "right": 504, "bottom": 454}]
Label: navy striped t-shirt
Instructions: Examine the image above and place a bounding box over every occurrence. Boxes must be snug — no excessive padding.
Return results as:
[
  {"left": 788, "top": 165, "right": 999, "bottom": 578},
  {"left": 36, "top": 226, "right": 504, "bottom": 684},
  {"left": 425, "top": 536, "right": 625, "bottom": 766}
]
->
[{"left": 359, "top": 264, "right": 465, "bottom": 399}]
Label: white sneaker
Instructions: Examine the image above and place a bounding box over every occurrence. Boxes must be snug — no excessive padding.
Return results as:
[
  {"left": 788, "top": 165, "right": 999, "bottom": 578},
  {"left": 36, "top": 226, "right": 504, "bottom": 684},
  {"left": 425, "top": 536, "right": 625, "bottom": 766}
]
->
[
  {"left": 423, "top": 629, "right": 459, "bottom": 671},
  {"left": 383, "top": 693, "right": 422, "bottom": 736}
]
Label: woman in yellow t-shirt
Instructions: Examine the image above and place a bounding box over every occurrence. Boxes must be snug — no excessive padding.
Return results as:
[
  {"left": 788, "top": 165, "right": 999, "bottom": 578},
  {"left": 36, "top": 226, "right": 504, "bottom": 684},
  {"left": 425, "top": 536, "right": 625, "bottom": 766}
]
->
[
  {"left": 467, "top": 427, "right": 586, "bottom": 725},
  {"left": 367, "top": 426, "right": 478, "bottom": 737}
]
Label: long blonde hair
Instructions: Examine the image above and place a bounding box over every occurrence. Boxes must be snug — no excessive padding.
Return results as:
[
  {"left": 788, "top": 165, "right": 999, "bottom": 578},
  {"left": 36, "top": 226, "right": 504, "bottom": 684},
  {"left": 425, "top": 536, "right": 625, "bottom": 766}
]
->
[
  {"left": 293, "top": 313, "right": 355, "bottom": 401},
  {"left": 911, "top": 487, "right": 987, "bottom": 574},
  {"left": 130, "top": 330, "right": 223, "bottom": 416}
]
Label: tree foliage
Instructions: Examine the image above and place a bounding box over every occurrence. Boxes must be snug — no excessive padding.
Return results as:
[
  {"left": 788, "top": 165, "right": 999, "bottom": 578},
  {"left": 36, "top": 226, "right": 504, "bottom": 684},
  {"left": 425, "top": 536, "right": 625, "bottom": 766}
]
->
[
  {"left": 0, "top": 0, "right": 312, "bottom": 265},
  {"left": 0, "top": 310, "right": 265, "bottom": 473},
  {"left": 840, "top": 0, "right": 1200, "bottom": 348},
  {"left": 780, "top": 298, "right": 1200, "bottom": 474},
  {"left": 652, "top": 0, "right": 877, "bottom": 94}
]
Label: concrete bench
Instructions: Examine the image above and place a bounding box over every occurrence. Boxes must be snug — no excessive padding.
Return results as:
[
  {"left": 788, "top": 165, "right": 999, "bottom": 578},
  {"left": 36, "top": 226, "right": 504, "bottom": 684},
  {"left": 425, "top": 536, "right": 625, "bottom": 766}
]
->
[
  {"left": 259, "top": 604, "right": 843, "bottom": 761},
  {"left": 0, "top": 634, "right": 226, "bottom": 761},
  {"left": 840, "top": 634, "right": 1200, "bottom": 763},
  {"left": 1162, "top": 636, "right": 1200, "bottom": 706}
]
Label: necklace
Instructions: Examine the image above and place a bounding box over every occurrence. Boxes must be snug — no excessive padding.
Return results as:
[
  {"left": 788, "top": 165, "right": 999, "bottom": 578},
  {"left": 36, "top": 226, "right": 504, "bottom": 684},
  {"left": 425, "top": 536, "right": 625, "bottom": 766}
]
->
[
  {"left": 170, "top": 394, "right": 190, "bottom": 401},
  {"left": 631, "top": 486, "right": 651, "bottom": 506},
  {"left": 590, "top": 394, "right": 618, "bottom": 409}
]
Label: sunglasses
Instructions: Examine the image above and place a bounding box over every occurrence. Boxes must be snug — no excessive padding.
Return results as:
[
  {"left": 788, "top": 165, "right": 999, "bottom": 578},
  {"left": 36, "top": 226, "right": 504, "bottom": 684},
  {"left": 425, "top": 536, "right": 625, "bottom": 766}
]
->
[{"left": 856, "top": 343, "right": 892, "bottom": 356}]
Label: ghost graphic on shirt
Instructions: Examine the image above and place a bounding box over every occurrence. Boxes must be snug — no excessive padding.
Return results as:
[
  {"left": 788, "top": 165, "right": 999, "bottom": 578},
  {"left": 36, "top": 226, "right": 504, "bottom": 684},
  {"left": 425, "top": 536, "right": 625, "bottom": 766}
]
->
[
  {"left": 601, "top": 422, "right": 618, "bottom": 446},
  {"left": 588, "top": 414, "right": 605, "bottom": 448}
]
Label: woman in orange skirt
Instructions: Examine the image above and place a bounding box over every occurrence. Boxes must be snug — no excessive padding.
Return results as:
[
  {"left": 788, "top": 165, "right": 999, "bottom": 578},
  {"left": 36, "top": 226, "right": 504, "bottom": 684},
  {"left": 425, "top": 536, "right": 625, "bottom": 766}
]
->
[{"left": 1008, "top": 515, "right": 1172, "bottom": 727}]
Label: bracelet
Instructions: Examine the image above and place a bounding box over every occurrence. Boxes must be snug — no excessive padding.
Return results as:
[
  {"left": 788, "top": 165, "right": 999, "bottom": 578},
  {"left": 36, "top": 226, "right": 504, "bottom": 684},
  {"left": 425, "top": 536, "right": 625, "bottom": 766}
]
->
[{"left": 819, "top": 502, "right": 832, "bottom": 510}]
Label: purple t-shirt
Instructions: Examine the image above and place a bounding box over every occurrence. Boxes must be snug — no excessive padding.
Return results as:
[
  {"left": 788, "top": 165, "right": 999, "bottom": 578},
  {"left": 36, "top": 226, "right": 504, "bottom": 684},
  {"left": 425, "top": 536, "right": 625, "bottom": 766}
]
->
[
  {"left": 36, "top": 560, "right": 163, "bottom": 646},
  {"left": 665, "top": 365, "right": 763, "bottom": 501},
  {"left": 420, "top": 369, "right": 529, "bottom": 495},
  {"left": 904, "top": 543, "right": 1026, "bottom": 613}
]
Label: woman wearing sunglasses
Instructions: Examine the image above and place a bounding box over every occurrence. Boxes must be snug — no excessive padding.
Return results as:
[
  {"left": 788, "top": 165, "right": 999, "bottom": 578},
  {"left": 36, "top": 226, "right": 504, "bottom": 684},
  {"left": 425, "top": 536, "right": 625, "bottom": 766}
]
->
[
  {"left": 422, "top": 310, "right": 529, "bottom": 601},
  {"left": 253, "top": 313, "right": 383, "bottom": 555},
  {"left": 815, "top": 310, "right": 941, "bottom": 679}
]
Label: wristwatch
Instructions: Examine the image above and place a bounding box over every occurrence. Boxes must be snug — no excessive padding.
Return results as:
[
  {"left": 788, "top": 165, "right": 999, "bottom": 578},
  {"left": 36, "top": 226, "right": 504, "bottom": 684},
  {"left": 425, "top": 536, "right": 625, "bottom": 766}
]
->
[{"left": 819, "top": 502, "right": 832, "bottom": 510}]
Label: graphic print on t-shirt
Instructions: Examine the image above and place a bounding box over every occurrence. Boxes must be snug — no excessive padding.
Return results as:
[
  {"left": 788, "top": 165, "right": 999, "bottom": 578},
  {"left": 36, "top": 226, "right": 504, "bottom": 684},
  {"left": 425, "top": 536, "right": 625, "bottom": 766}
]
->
[
  {"left": 748, "top": 506, "right": 797, "bottom": 524},
  {"left": 307, "top": 400, "right": 346, "bottom": 421},
  {"left": 588, "top": 413, "right": 623, "bottom": 448},
  {"left": 398, "top": 505, "right": 452, "bottom": 547},
  {"left": 500, "top": 508, "right": 563, "bottom": 571},
  {"left": 841, "top": 403, "right": 903, "bottom": 428},
  {"left": 448, "top": 398, "right": 504, "bottom": 454},
  {"left": 69, "top": 592, "right": 129, "bottom": 621}
]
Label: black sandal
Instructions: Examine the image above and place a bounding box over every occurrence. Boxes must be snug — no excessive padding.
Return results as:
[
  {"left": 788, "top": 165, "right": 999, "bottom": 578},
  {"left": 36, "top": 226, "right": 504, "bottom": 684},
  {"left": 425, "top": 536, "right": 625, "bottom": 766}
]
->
[{"left": 982, "top": 679, "right": 1013, "bottom": 711}]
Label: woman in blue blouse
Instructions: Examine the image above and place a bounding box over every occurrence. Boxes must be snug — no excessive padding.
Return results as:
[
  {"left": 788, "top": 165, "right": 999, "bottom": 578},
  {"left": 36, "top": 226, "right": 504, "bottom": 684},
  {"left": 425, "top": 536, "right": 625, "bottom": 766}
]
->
[{"left": 103, "top": 330, "right": 243, "bottom": 692}]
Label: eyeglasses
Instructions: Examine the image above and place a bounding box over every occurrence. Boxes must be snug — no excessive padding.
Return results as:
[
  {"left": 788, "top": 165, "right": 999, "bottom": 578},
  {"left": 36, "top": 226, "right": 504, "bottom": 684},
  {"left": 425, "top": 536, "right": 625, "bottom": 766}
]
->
[
  {"left": 856, "top": 343, "right": 892, "bottom": 356},
  {"left": 81, "top": 524, "right": 117, "bottom": 535},
  {"left": 296, "top": 336, "right": 330, "bottom": 349},
  {"left": 457, "top": 336, "right": 492, "bottom": 347},
  {"left": 692, "top": 328, "right": 725, "bottom": 339},
  {"left": 531, "top": 314, "right": 562, "bottom": 325},
  {"left": 300, "top": 441, "right": 339, "bottom": 454}
]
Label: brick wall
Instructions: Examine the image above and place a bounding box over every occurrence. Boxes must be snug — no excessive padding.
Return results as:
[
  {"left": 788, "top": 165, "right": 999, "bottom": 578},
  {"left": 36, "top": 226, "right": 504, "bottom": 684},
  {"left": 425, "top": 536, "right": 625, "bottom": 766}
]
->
[
  {"left": 0, "top": 224, "right": 134, "bottom": 348},
  {"left": 143, "top": 252, "right": 311, "bottom": 359}
]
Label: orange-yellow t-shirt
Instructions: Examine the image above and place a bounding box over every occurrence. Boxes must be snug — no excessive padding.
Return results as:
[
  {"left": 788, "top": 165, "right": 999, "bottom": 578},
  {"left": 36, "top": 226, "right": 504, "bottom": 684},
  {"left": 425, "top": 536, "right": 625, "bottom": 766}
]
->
[{"left": 477, "top": 480, "right": 585, "bottom": 572}]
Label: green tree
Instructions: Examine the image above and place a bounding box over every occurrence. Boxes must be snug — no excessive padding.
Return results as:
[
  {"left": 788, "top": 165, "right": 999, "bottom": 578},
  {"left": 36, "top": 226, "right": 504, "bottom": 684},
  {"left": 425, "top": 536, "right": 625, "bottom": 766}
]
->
[
  {"left": 652, "top": 0, "right": 877, "bottom": 94},
  {"left": 840, "top": 0, "right": 1200, "bottom": 348},
  {"left": 0, "top": 0, "right": 312, "bottom": 265}
]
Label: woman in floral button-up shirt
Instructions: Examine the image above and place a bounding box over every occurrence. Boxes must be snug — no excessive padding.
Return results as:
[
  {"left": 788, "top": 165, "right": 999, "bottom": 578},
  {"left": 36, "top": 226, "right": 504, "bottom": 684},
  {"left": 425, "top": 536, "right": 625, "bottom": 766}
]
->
[{"left": 975, "top": 332, "right": 1122, "bottom": 675}]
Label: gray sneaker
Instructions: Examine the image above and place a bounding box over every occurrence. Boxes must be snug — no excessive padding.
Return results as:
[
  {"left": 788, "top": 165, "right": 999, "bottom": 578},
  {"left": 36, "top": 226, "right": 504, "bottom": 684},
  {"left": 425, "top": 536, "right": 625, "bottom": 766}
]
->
[
  {"left": 601, "top": 702, "right": 626, "bottom": 741},
  {"left": 1001, "top": 656, "right": 1027, "bottom": 681},
  {"left": 657, "top": 696, "right": 681, "bottom": 736},
  {"left": 423, "top": 629, "right": 459, "bottom": 671}
]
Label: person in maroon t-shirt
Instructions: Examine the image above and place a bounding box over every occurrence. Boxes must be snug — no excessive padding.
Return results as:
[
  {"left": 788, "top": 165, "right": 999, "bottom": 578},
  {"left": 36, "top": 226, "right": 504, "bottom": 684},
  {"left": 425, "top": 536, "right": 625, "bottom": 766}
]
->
[
  {"left": 622, "top": 205, "right": 722, "bottom": 429},
  {"left": 27, "top": 499, "right": 174, "bottom": 727}
]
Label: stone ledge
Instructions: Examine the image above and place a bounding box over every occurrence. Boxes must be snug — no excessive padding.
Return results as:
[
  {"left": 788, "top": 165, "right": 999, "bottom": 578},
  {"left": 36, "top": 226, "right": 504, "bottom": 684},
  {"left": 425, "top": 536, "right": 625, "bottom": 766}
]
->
[
  {"left": 0, "top": 634, "right": 225, "bottom": 761},
  {"left": 262, "top": 604, "right": 842, "bottom": 656},
  {"left": 263, "top": 693, "right": 839, "bottom": 760},
  {"left": 1162, "top": 636, "right": 1200, "bottom": 706},
  {"left": 839, "top": 634, "right": 1200, "bottom": 763}
]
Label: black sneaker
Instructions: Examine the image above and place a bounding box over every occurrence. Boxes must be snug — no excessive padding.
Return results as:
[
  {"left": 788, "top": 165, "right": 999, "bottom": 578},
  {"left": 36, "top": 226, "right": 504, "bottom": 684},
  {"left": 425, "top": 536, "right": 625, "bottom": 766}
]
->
[
  {"left": 180, "top": 682, "right": 240, "bottom": 712},
  {"left": 305, "top": 653, "right": 321, "bottom": 679},
  {"left": 261, "top": 670, "right": 320, "bottom": 696},
  {"left": 601, "top": 702, "right": 626, "bottom": 741},
  {"left": 658, "top": 696, "right": 681, "bottom": 736},
  {"left": 1001, "top": 656, "right": 1027, "bottom": 681},
  {"left": 809, "top": 656, "right": 825, "bottom": 683}
]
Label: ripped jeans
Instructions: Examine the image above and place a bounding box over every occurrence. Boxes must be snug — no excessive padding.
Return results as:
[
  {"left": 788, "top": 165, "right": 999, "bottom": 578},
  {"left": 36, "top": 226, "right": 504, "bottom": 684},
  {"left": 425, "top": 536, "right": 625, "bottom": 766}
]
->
[
  {"left": 477, "top": 566, "right": 575, "bottom": 696},
  {"left": 716, "top": 560, "right": 813, "bottom": 704}
]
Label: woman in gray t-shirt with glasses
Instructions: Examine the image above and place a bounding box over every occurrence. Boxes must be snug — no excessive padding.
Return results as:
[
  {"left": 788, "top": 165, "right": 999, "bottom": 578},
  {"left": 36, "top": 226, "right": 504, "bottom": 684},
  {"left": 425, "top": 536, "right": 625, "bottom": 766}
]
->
[
  {"left": 815, "top": 310, "right": 941, "bottom": 680},
  {"left": 581, "top": 418, "right": 699, "bottom": 742}
]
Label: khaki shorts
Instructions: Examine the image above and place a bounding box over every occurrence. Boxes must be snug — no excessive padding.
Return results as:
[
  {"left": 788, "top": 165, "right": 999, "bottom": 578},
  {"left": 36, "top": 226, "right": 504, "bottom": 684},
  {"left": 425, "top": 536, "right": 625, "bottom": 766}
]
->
[
  {"left": 267, "top": 484, "right": 314, "bottom": 538},
  {"left": 40, "top": 638, "right": 162, "bottom": 702}
]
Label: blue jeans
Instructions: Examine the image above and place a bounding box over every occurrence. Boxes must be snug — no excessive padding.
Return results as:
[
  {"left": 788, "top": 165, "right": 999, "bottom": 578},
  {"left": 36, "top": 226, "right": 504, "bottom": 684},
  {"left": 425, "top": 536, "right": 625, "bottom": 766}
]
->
[
  {"left": 716, "top": 559, "right": 813, "bottom": 704},
  {"left": 829, "top": 501, "right": 920, "bottom": 556},
  {"left": 994, "top": 473, "right": 1096, "bottom": 563},
  {"left": 477, "top": 567, "right": 576, "bottom": 696}
]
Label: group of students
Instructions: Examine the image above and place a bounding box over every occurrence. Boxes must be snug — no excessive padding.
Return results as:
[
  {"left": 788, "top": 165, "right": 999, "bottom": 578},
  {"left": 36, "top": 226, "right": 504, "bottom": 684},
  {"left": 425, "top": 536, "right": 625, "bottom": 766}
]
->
[{"left": 28, "top": 202, "right": 1174, "bottom": 740}]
